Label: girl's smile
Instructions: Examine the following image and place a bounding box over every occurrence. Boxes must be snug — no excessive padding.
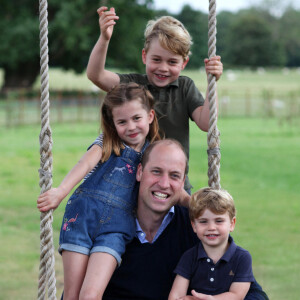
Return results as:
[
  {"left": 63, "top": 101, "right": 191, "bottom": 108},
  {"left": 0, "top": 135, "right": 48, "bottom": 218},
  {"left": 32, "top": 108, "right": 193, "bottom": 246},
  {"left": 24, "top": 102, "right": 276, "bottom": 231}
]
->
[{"left": 112, "top": 99, "right": 154, "bottom": 152}]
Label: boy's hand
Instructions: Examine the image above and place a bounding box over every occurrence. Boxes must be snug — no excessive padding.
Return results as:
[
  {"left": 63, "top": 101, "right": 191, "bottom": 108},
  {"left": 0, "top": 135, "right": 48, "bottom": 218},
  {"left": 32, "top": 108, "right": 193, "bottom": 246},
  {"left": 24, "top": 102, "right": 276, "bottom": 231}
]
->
[
  {"left": 204, "top": 55, "right": 223, "bottom": 81},
  {"left": 37, "top": 187, "right": 65, "bottom": 212},
  {"left": 97, "top": 6, "right": 119, "bottom": 41}
]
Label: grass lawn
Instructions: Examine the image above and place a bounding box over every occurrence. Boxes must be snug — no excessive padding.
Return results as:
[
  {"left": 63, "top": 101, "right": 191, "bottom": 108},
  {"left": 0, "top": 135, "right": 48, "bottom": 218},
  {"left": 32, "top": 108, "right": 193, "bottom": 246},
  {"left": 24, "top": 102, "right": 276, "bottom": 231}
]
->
[{"left": 0, "top": 117, "right": 299, "bottom": 299}]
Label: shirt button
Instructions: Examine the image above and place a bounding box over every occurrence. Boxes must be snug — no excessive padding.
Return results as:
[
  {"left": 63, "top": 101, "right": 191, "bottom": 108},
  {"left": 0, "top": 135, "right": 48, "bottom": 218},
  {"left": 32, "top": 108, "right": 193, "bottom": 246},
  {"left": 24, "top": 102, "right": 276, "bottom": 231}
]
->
[
  {"left": 211, "top": 268, "right": 215, "bottom": 271},
  {"left": 207, "top": 258, "right": 211, "bottom": 262},
  {"left": 210, "top": 278, "right": 214, "bottom": 282}
]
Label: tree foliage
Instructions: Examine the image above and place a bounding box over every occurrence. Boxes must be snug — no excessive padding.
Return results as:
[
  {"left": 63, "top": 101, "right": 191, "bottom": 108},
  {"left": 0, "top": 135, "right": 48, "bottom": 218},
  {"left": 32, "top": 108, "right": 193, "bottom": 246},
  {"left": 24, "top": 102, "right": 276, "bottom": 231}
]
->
[
  {"left": 223, "top": 10, "right": 285, "bottom": 67},
  {"left": 279, "top": 8, "right": 300, "bottom": 66},
  {"left": 0, "top": 0, "right": 154, "bottom": 91},
  {"left": 175, "top": 5, "right": 208, "bottom": 69},
  {"left": 0, "top": 0, "right": 299, "bottom": 90}
]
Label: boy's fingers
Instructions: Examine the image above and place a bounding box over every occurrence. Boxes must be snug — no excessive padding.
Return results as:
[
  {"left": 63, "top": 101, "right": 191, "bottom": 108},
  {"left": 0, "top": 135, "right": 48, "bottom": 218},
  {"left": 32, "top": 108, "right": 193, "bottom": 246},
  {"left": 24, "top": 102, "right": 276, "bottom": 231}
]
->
[{"left": 97, "top": 6, "right": 108, "bottom": 15}]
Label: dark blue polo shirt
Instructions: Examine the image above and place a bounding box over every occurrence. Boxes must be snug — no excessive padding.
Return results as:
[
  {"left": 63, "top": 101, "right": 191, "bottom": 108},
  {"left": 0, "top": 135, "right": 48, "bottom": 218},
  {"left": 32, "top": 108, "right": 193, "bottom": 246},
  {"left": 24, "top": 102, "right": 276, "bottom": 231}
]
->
[{"left": 174, "top": 236, "right": 255, "bottom": 295}]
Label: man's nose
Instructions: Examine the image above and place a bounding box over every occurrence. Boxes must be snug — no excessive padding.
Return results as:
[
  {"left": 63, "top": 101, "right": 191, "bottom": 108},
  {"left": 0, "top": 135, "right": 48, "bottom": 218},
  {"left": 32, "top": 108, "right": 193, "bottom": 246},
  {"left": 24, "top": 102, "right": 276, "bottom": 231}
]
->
[{"left": 158, "top": 173, "right": 170, "bottom": 189}]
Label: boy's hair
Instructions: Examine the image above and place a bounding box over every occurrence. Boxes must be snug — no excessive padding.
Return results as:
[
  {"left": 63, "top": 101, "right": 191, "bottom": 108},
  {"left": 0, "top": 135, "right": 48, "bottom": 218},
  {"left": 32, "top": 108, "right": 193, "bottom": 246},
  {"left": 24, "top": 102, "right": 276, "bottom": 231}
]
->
[
  {"left": 101, "top": 82, "right": 160, "bottom": 162},
  {"left": 189, "top": 187, "right": 236, "bottom": 221},
  {"left": 140, "top": 138, "right": 188, "bottom": 175},
  {"left": 144, "top": 16, "right": 192, "bottom": 61}
]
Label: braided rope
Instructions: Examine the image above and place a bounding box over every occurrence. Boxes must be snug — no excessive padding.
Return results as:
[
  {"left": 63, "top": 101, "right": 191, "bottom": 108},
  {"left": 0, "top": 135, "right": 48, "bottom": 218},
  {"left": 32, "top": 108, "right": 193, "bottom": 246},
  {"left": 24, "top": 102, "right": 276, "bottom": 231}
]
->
[
  {"left": 207, "top": 0, "right": 221, "bottom": 189},
  {"left": 38, "top": 0, "right": 57, "bottom": 299}
]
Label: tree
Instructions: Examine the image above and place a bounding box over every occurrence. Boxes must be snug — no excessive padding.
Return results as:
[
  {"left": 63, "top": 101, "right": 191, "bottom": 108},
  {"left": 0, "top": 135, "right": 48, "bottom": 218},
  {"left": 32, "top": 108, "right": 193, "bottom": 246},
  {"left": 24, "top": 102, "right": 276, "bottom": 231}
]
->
[
  {"left": 176, "top": 5, "right": 208, "bottom": 69},
  {"left": 279, "top": 8, "right": 300, "bottom": 67},
  {"left": 0, "top": 1, "right": 40, "bottom": 90},
  {"left": 224, "top": 10, "right": 285, "bottom": 67},
  {"left": 0, "top": 0, "right": 154, "bottom": 91},
  {"left": 215, "top": 11, "right": 236, "bottom": 65}
]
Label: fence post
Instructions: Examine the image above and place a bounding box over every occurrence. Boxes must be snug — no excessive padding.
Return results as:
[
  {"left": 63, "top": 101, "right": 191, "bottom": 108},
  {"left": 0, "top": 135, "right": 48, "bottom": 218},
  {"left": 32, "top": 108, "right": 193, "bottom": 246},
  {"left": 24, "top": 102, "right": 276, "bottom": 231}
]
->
[{"left": 245, "top": 89, "right": 251, "bottom": 117}]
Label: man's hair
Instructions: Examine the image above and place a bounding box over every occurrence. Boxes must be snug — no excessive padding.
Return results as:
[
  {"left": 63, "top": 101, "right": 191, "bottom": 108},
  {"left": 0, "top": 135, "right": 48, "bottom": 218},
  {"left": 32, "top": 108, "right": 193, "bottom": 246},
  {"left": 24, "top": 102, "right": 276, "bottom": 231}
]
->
[
  {"left": 141, "top": 139, "right": 188, "bottom": 175},
  {"left": 101, "top": 82, "right": 160, "bottom": 162},
  {"left": 144, "top": 16, "right": 192, "bottom": 61},
  {"left": 189, "top": 187, "right": 236, "bottom": 221}
]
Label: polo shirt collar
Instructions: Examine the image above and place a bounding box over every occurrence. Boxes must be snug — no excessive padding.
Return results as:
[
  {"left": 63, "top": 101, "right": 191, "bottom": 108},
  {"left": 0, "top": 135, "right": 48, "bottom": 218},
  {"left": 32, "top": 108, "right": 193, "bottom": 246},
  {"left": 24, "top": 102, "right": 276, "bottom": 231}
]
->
[
  {"left": 144, "top": 76, "right": 179, "bottom": 89},
  {"left": 197, "top": 235, "right": 237, "bottom": 262}
]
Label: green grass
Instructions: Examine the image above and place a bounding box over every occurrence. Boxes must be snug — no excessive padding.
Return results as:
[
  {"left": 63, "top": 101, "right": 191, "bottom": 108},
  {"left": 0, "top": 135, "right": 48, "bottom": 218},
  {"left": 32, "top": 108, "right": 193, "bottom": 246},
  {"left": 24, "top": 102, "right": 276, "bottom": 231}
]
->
[{"left": 0, "top": 118, "right": 299, "bottom": 299}]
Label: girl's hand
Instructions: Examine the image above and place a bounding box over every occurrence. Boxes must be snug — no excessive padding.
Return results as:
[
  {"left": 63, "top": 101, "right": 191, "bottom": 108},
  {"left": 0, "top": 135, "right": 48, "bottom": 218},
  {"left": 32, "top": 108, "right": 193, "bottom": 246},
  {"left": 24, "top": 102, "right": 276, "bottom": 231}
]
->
[
  {"left": 204, "top": 55, "right": 223, "bottom": 81},
  {"left": 37, "top": 187, "right": 65, "bottom": 212},
  {"left": 97, "top": 6, "right": 119, "bottom": 41}
]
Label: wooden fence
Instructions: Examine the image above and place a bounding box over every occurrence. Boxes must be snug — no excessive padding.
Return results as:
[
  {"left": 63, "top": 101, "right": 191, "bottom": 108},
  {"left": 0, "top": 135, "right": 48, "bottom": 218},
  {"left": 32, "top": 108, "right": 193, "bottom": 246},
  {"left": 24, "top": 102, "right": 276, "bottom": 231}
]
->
[{"left": 0, "top": 88, "right": 299, "bottom": 127}]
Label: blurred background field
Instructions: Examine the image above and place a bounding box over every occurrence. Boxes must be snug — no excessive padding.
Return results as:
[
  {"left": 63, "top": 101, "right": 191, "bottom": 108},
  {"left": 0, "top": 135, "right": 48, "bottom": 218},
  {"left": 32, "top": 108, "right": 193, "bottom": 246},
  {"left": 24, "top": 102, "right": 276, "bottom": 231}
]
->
[{"left": 0, "top": 68, "right": 300, "bottom": 299}]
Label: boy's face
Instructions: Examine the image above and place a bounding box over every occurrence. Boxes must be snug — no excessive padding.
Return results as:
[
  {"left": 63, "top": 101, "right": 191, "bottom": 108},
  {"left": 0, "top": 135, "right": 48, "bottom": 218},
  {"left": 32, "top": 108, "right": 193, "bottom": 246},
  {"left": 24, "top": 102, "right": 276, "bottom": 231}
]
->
[
  {"left": 191, "top": 209, "right": 236, "bottom": 251},
  {"left": 142, "top": 38, "right": 189, "bottom": 87}
]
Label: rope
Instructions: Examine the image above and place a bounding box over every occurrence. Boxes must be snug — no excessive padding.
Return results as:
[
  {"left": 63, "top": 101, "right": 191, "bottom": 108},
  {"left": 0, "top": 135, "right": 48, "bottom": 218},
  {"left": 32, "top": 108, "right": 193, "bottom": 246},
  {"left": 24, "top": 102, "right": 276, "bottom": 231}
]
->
[
  {"left": 207, "top": 0, "right": 221, "bottom": 189},
  {"left": 38, "top": 0, "right": 57, "bottom": 299}
]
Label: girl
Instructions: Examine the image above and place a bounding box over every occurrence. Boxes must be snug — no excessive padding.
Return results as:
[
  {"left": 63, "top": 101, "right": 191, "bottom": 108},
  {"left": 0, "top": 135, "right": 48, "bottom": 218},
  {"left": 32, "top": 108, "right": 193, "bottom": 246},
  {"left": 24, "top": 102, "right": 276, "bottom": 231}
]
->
[{"left": 37, "top": 82, "right": 160, "bottom": 299}]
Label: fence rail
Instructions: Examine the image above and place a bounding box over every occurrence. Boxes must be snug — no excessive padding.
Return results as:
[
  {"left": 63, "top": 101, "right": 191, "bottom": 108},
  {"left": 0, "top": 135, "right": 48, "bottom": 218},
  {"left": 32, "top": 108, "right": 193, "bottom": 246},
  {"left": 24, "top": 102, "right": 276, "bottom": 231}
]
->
[{"left": 0, "top": 88, "right": 299, "bottom": 127}]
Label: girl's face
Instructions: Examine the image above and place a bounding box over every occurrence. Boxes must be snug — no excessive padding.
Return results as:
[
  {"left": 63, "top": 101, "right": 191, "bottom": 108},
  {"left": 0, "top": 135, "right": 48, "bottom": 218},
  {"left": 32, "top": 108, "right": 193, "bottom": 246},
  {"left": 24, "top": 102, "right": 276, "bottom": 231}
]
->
[{"left": 112, "top": 99, "right": 154, "bottom": 152}]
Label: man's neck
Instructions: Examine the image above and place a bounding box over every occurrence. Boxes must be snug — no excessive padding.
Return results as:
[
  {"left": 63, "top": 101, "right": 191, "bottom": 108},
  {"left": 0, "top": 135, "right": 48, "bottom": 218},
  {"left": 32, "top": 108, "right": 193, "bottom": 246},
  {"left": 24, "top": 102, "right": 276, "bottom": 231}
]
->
[{"left": 137, "top": 208, "right": 167, "bottom": 243}]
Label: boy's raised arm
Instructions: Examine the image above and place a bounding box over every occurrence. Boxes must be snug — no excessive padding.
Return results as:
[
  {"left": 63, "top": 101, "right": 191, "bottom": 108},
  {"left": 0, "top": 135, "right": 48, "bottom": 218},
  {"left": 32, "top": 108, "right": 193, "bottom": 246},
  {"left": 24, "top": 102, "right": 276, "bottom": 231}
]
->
[{"left": 87, "top": 7, "right": 120, "bottom": 91}]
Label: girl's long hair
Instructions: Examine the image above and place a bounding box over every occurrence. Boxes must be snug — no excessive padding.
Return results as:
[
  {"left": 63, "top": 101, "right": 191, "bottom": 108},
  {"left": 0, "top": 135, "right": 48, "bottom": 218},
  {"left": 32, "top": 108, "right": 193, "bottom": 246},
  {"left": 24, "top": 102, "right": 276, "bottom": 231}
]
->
[{"left": 101, "top": 82, "right": 160, "bottom": 162}]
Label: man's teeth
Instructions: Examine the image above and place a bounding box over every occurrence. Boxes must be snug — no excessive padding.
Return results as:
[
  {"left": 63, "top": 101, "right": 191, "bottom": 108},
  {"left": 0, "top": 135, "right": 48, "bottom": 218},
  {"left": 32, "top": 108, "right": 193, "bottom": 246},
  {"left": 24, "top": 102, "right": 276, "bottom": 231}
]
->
[{"left": 153, "top": 192, "right": 168, "bottom": 199}]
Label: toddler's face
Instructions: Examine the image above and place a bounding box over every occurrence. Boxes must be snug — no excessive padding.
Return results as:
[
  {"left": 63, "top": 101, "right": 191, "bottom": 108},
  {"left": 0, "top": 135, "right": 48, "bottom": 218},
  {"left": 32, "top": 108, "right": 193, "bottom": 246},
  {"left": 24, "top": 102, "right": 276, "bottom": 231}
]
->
[
  {"left": 142, "top": 38, "right": 188, "bottom": 87},
  {"left": 191, "top": 209, "right": 236, "bottom": 250}
]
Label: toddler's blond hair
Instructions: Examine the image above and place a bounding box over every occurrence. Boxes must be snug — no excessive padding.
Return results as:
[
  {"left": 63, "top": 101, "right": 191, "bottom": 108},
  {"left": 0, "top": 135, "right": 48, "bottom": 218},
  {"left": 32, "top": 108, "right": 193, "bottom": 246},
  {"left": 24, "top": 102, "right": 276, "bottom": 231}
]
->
[{"left": 189, "top": 187, "right": 236, "bottom": 221}]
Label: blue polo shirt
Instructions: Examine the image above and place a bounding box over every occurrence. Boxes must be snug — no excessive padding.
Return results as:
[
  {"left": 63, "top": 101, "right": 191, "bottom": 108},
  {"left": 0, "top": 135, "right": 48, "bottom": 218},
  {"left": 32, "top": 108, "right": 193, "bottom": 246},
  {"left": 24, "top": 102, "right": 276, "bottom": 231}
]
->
[{"left": 174, "top": 236, "right": 255, "bottom": 295}]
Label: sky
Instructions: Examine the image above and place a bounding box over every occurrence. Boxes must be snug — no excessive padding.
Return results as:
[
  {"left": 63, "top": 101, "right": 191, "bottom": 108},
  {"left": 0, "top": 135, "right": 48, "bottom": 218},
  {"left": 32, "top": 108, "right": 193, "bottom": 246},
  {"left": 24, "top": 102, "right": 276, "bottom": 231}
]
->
[{"left": 153, "top": 0, "right": 300, "bottom": 14}]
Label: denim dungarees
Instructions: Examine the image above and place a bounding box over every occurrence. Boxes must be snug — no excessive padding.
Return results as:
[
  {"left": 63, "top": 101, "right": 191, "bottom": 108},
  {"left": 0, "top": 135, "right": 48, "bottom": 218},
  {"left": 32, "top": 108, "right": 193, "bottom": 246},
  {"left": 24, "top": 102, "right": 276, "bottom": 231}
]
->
[{"left": 59, "top": 141, "right": 148, "bottom": 264}]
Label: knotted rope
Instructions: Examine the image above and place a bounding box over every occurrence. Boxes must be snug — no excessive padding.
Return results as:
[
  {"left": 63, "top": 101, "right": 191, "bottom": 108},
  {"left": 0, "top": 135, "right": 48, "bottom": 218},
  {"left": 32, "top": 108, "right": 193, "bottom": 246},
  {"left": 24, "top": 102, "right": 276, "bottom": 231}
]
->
[
  {"left": 38, "top": 0, "right": 57, "bottom": 299},
  {"left": 207, "top": 0, "right": 221, "bottom": 189}
]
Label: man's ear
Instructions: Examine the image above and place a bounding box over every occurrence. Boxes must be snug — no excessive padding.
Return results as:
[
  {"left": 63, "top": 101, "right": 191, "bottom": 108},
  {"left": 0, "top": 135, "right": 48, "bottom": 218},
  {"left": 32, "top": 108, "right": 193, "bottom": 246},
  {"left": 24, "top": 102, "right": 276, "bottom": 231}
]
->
[{"left": 136, "top": 163, "right": 143, "bottom": 182}]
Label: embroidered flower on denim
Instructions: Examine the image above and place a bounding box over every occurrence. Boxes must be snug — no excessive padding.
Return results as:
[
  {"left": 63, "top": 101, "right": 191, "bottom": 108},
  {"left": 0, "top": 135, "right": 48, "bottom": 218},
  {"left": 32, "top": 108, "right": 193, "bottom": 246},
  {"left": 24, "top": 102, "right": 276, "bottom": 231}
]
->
[
  {"left": 126, "top": 164, "right": 135, "bottom": 174},
  {"left": 62, "top": 214, "right": 78, "bottom": 231}
]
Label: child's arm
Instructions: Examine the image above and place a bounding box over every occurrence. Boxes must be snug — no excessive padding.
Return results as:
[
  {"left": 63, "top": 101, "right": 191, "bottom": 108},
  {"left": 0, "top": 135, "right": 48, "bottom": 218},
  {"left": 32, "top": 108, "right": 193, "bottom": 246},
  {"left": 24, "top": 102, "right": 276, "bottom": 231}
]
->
[
  {"left": 168, "top": 275, "right": 190, "bottom": 300},
  {"left": 37, "top": 144, "right": 102, "bottom": 212},
  {"left": 191, "top": 56, "right": 223, "bottom": 132},
  {"left": 189, "top": 282, "right": 251, "bottom": 300},
  {"left": 86, "top": 6, "right": 120, "bottom": 91}
]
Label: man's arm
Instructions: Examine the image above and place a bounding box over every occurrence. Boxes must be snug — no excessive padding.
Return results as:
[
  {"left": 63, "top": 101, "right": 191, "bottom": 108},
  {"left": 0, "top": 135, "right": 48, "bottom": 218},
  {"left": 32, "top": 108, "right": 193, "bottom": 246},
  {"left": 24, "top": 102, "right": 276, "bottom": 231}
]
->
[{"left": 86, "top": 6, "right": 120, "bottom": 91}]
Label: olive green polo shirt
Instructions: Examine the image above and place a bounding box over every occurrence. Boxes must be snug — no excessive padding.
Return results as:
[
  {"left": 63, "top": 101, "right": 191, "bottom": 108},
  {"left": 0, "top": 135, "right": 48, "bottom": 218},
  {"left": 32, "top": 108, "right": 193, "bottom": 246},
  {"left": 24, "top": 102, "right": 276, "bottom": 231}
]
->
[{"left": 119, "top": 74, "right": 205, "bottom": 191}]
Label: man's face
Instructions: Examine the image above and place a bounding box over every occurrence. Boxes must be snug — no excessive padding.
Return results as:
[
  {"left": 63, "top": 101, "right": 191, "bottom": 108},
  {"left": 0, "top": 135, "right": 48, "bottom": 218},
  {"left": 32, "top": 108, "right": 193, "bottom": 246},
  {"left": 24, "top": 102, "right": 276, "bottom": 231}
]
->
[{"left": 136, "top": 142, "right": 186, "bottom": 216}]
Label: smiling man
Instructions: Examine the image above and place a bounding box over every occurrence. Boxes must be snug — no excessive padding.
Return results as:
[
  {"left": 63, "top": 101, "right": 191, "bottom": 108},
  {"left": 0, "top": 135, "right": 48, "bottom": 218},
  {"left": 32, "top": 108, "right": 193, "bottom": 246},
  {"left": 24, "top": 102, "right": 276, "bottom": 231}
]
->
[{"left": 100, "top": 139, "right": 268, "bottom": 300}]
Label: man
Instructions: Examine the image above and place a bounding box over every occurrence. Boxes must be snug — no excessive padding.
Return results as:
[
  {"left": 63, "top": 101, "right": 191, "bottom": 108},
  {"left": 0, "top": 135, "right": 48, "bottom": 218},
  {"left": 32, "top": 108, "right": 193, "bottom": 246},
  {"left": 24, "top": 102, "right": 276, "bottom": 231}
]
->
[{"left": 102, "top": 139, "right": 268, "bottom": 300}]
